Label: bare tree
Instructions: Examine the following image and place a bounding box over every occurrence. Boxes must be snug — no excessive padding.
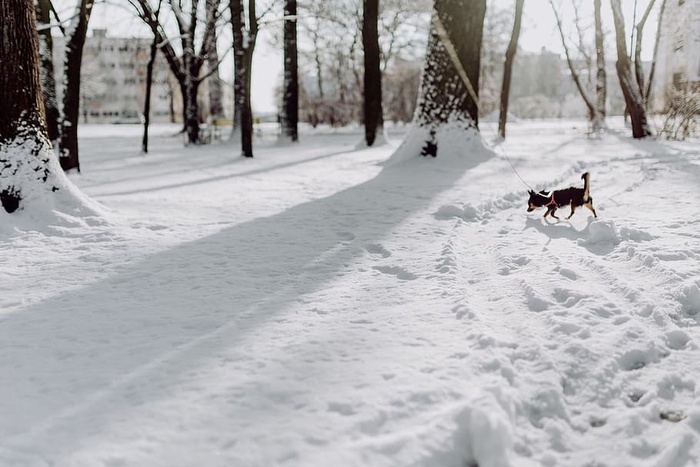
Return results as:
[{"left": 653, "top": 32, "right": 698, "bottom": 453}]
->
[
  {"left": 594, "top": 0, "right": 606, "bottom": 121},
  {"left": 550, "top": 0, "right": 604, "bottom": 130},
  {"left": 634, "top": 0, "right": 656, "bottom": 104},
  {"left": 395, "top": 0, "right": 486, "bottom": 161},
  {"left": 35, "top": 0, "right": 60, "bottom": 142},
  {"left": 610, "top": 0, "right": 651, "bottom": 138},
  {"left": 142, "top": 0, "right": 163, "bottom": 154},
  {"left": 58, "top": 0, "right": 95, "bottom": 172},
  {"left": 230, "top": 0, "right": 258, "bottom": 157},
  {"left": 129, "top": 0, "right": 220, "bottom": 145},
  {"left": 497, "top": 0, "right": 524, "bottom": 139},
  {"left": 645, "top": 0, "right": 666, "bottom": 107},
  {"left": 206, "top": 0, "right": 224, "bottom": 119},
  {"left": 281, "top": 0, "right": 299, "bottom": 141},
  {"left": 363, "top": 0, "right": 383, "bottom": 146},
  {"left": 0, "top": 0, "right": 58, "bottom": 212}
]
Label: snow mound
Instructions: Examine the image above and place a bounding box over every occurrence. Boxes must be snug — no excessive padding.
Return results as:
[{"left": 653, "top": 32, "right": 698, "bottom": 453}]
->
[
  {"left": 619, "top": 226, "right": 654, "bottom": 242},
  {"left": 578, "top": 219, "right": 621, "bottom": 246},
  {"left": 434, "top": 203, "right": 481, "bottom": 222},
  {"left": 677, "top": 281, "right": 700, "bottom": 316}
]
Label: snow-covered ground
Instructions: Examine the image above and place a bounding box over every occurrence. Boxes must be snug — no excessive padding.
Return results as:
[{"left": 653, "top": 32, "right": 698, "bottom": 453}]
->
[{"left": 1, "top": 119, "right": 699, "bottom": 466}]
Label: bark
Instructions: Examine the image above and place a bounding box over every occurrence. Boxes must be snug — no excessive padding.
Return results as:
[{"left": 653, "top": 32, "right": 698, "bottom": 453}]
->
[
  {"left": 281, "top": 0, "right": 299, "bottom": 142},
  {"left": 550, "top": 0, "right": 600, "bottom": 128},
  {"left": 36, "top": 0, "right": 60, "bottom": 142},
  {"left": 414, "top": 0, "right": 486, "bottom": 129},
  {"left": 404, "top": 0, "right": 485, "bottom": 160},
  {"left": 58, "top": 0, "right": 95, "bottom": 173},
  {"left": 497, "top": 0, "right": 524, "bottom": 139},
  {"left": 142, "top": 32, "right": 158, "bottom": 153},
  {"left": 206, "top": 0, "right": 224, "bottom": 119},
  {"left": 610, "top": 0, "right": 652, "bottom": 138},
  {"left": 645, "top": 0, "right": 667, "bottom": 106},
  {"left": 0, "top": 0, "right": 54, "bottom": 212},
  {"left": 594, "top": 0, "right": 607, "bottom": 120},
  {"left": 634, "top": 0, "right": 656, "bottom": 103},
  {"left": 362, "top": 0, "right": 383, "bottom": 146},
  {"left": 230, "top": 0, "right": 257, "bottom": 157}
]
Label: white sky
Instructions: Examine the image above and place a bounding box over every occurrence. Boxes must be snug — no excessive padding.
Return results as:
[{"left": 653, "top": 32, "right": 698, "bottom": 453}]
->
[{"left": 57, "top": 0, "right": 661, "bottom": 113}]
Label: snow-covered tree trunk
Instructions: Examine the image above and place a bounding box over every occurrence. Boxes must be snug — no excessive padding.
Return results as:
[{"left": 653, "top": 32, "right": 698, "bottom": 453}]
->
[
  {"left": 206, "top": 0, "right": 224, "bottom": 119},
  {"left": 594, "top": 0, "right": 607, "bottom": 123},
  {"left": 610, "top": 0, "right": 652, "bottom": 138},
  {"left": 35, "top": 0, "right": 60, "bottom": 142},
  {"left": 497, "top": 0, "right": 524, "bottom": 140},
  {"left": 393, "top": 0, "right": 486, "bottom": 162},
  {"left": 281, "top": 0, "right": 299, "bottom": 142},
  {"left": 230, "top": 0, "right": 257, "bottom": 157},
  {"left": 634, "top": 0, "right": 656, "bottom": 105},
  {"left": 58, "top": 0, "right": 94, "bottom": 173},
  {"left": 1, "top": 0, "right": 60, "bottom": 212},
  {"left": 362, "top": 0, "right": 383, "bottom": 146}
]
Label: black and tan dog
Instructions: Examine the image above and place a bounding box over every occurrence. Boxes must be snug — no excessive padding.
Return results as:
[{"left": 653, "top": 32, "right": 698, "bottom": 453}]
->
[{"left": 527, "top": 172, "right": 597, "bottom": 220}]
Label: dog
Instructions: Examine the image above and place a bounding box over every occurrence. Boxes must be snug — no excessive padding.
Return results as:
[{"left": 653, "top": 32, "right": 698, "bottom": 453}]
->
[{"left": 527, "top": 172, "right": 597, "bottom": 220}]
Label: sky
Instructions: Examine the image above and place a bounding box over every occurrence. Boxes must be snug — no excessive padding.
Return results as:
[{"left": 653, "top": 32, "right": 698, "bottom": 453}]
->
[
  {"left": 55, "top": 0, "right": 662, "bottom": 113},
  {"left": 2, "top": 117, "right": 699, "bottom": 466}
]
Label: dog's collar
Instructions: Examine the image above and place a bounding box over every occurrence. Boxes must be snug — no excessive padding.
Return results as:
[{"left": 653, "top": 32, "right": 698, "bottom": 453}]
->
[{"left": 545, "top": 194, "right": 558, "bottom": 207}]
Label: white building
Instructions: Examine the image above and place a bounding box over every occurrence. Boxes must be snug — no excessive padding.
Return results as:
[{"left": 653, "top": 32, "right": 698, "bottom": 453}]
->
[
  {"left": 54, "top": 29, "right": 232, "bottom": 124},
  {"left": 651, "top": 0, "right": 700, "bottom": 111}
]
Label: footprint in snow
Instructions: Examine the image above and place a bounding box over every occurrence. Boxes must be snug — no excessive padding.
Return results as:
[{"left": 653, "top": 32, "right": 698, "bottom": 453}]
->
[
  {"left": 365, "top": 243, "right": 391, "bottom": 258},
  {"left": 372, "top": 265, "right": 418, "bottom": 281}
]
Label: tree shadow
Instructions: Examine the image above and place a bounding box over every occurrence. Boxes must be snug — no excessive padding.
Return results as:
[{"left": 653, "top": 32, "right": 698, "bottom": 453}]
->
[{"left": 0, "top": 150, "right": 490, "bottom": 461}]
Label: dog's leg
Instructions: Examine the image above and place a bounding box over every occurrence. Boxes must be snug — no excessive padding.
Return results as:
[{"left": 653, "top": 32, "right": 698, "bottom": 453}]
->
[
  {"left": 585, "top": 200, "right": 597, "bottom": 218},
  {"left": 550, "top": 208, "right": 559, "bottom": 220},
  {"left": 567, "top": 203, "right": 577, "bottom": 219}
]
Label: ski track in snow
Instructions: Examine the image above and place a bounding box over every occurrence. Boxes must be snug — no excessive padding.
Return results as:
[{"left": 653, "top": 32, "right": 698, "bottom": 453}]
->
[{"left": 1, "top": 121, "right": 699, "bottom": 466}]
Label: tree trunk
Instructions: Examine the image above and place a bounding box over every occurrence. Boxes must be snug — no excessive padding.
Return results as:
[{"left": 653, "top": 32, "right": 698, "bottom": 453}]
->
[
  {"left": 230, "top": 0, "right": 256, "bottom": 157},
  {"left": 645, "top": 0, "right": 667, "bottom": 107},
  {"left": 206, "top": 0, "right": 224, "bottom": 119},
  {"left": 0, "top": 0, "right": 56, "bottom": 212},
  {"left": 634, "top": 0, "right": 656, "bottom": 103},
  {"left": 362, "top": 0, "right": 383, "bottom": 146},
  {"left": 611, "top": 0, "right": 652, "bottom": 138},
  {"left": 142, "top": 33, "right": 158, "bottom": 153},
  {"left": 594, "top": 0, "right": 607, "bottom": 122},
  {"left": 395, "top": 0, "right": 485, "bottom": 162},
  {"left": 35, "top": 0, "right": 60, "bottom": 142},
  {"left": 498, "top": 0, "right": 524, "bottom": 139},
  {"left": 550, "top": 0, "right": 600, "bottom": 129},
  {"left": 59, "top": 0, "right": 95, "bottom": 173},
  {"left": 281, "top": 0, "right": 299, "bottom": 142}
]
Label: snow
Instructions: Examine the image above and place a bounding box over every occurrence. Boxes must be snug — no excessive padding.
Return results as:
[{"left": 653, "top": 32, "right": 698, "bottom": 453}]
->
[{"left": 1, "top": 119, "right": 699, "bottom": 466}]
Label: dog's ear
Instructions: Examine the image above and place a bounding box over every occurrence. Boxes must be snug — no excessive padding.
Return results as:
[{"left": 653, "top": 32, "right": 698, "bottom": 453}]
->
[{"left": 528, "top": 190, "right": 534, "bottom": 195}]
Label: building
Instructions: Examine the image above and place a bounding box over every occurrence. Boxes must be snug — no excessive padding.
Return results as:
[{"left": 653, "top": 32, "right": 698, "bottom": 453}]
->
[
  {"left": 651, "top": 0, "right": 700, "bottom": 111},
  {"left": 53, "top": 29, "right": 232, "bottom": 124}
]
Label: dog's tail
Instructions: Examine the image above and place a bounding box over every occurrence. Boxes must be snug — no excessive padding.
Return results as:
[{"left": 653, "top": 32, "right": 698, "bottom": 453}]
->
[{"left": 581, "top": 172, "right": 591, "bottom": 201}]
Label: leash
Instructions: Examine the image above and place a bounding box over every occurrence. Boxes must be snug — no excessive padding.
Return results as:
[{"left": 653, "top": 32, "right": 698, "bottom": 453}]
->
[
  {"left": 432, "top": 8, "right": 536, "bottom": 194},
  {"left": 491, "top": 139, "right": 536, "bottom": 192}
]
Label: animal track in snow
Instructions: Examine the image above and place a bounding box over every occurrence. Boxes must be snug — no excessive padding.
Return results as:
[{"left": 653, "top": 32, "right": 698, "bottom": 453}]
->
[
  {"left": 365, "top": 243, "right": 391, "bottom": 258},
  {"left": 372, "top": 265, "right": 418, "bottom": 281}
]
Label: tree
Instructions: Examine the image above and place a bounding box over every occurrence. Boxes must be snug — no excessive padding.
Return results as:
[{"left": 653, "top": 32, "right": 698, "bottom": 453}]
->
[
  {"left": 0, "top": 0, "right": 59, "bottom": 212},
  {"left": 645, "top": 0, "right": 667, "bottom": 107},
  {"left": 35, "top": 0, "right": 60, "bottom": 142},
  {"left": 610, "top": 0, "right": 651, "bottom": 138},
  {"left": 594, "top": 0, "right": 606, "bottom": 121},
  {"left": 550, "top": 0, "right": 604, "bottom": 130},
  {"left": 206, "top": 0, "right": 224, "bottom": 119},
  {"left": 363, "top": 0, "right": 383, "bottom": 146},
  {"left": 58, "top": 0, "right": 95, "bottom": 172},
  {"left": 130, "top": 0, "right": 221, "bottom": 145},
  {"left": 395, "top": 0, "right": 486, "bottom": 161},
  {"left": 497, "top": 0, "right": 524, "bottom": 139},
  {"left": 633, "top": 0, "right": 656, "bottom": 104},
  {"left": 142, "top": 0, "right": 163, "bottom": 154},
  {"left": 230, "top": 0, "right": 257, "bottom": 157},
  {"left": 281, "top": 0, "right": 299, "bottom": 142}
]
